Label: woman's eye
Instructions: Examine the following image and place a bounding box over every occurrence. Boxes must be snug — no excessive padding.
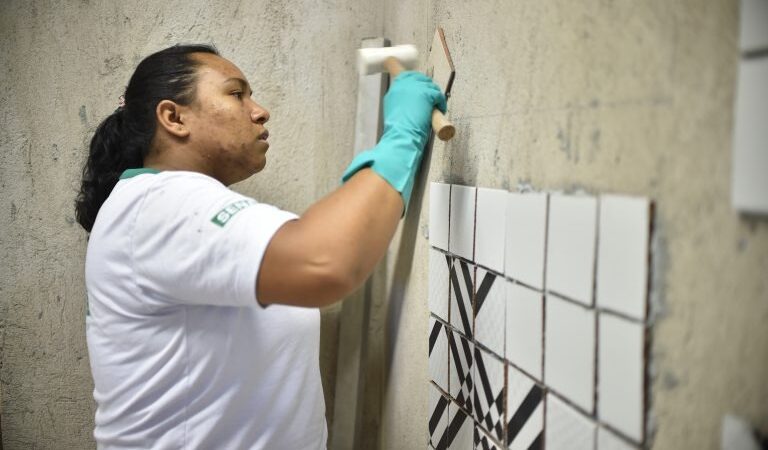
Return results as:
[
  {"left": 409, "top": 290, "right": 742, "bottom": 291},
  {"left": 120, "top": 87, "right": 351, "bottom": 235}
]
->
[{"left": 232, "top": 92, "right": 243, "bottom": 99}]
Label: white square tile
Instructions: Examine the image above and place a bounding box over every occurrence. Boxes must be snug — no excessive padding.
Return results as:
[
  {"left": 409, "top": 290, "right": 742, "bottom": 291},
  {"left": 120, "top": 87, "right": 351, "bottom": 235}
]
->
[
  {"left": 450, "top": 185, "right": 476, "bottom": 261},
  {"left": 474, "top": 425, "right": 502, "bottom": 450},
  {"left": 473, "top": 346, "right": 505, "bottom": 441},
  {"left": 448, "top": 405, "right": 474, "bottom": 449},
  {"left": 474, "top": 267, "right": 505, "bottom": 357},
  {"left": 430, "top": 248, "right": 451, "bottom": 322},
  {"left": 448, "top": 330, "right": 474, "bottom": 413},
  {"left": 506, "top": 282, "right": 543, "bottom": 381},
  {"left": 429, "top": 317, "right": 449, "bottom": 392},
  {"left": 475, "top": 188, "right": 507, "bottom": 273},
  {"left": 506, "top": 364, "right": 544, "bottom": 450},
  {"left": 429, "top": 383, "right": 450, "bottom": 449},
  {"left": 505, "top": 192, "right": 548, "bottom": 289},
  {"left": 546, "top": 195, "right": 598, "bottom": 306},
  {"left": 740, "top": 0, "right": 768, "bottom": 52},
  {"left": 733, "top": 57, "right": 768, "bottom": 214},
  {"left": 450, "top": 257, "right": 474, "bottom": 338},
  {"left": 545, "top": 394, "right": 597, "bottom": 450},
  {"left": 430, "top": 182, "right": 451, "bottom": 251},
  {"left": 597, "top": 427, "right": 638, "bottom": 450},
  {"left": 596, "top": 195, "right": 650, "bottom": 320},
  {"left": 598, "top": 314, "right": 645, "bottom": 443},
  {"left": 544, "top": 295, "right": 596, "bottom": 412}
]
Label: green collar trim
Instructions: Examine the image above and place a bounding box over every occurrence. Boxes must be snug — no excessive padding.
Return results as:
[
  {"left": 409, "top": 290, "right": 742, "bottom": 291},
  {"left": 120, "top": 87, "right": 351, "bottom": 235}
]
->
[{"left": 120, "top": 168, "right": 161, "bottom": 179}]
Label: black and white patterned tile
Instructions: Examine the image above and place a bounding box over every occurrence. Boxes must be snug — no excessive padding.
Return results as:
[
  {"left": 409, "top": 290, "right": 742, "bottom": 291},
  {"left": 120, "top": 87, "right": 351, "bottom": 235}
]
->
[
  {"left": 474, "top": 425, "right": 502, "bottom": 450},
  {"left": 429, "top": 383, "right": 450, "bottom": 449},
  {"left": 429, "top": 317, "right": 449, "bottom": 392},
  {"left": 473, "top": 346, "right": 505, "bottom": 442},
  {"left": 446, "top": 403, "right": 474, "bottom": 449},
  {"left": 507, "top": 364, "right": 544, "bottom": 450},
  {"left": 449, "top": 257, "right": 474, "bottom": 338},
  {"left": 474, "top": 267, "right": 505, "bottom": 358},
  {"left": 448, "top": 329, "right": 473, "bottom": 413}
]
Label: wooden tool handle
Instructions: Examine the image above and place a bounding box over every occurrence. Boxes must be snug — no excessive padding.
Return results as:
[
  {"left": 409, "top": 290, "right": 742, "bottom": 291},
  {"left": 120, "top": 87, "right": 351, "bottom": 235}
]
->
[{"left": 383, "top": 57, "right": 456, "bottom": 142}]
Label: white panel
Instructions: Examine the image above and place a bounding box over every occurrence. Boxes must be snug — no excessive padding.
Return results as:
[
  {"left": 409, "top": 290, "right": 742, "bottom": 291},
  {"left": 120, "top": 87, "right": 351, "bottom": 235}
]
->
[
  {"left": 430, "top": 182, "right": 451, "bottom": 250},
  {"left": 505, "top": 192, "right": 548, "bottom": 289},
  {"left": 474, "top": 268, "right": 505, "bottom": 357},
  {"left": 473, "top": 346, "right": 505, "bottom": 441},
  {"left": 597, "top": 427, "right": 639, "bottom": 450},
  {"left": 596, "top": 195, "right": 650, "bottom": 320},
  {"left": 598, "top": 314, "right": 645, "bottom": 443},
  {"left": 429, "top": 317, "right": 449, "bottom": 392},
  {"left": 449, "top": 185, "right": 476, "bottom": 260},
  {"left": 429, "top": 248, "right": 451, "bottom": 321},
  {"left": 475, "top": 187, "right": 507, "bottom": 273},
  {"left": 546, "top": 195, "right": 598, "bottom": 305},
  {"left": 740, "top": 0, "right": 768, "bottom": 52},
  {"left": 506, "top": 364, "right": 544, "bottom": 450},
  {"left": 545, "top": 295, "right": 596, "bottom": 412},
  {"left": 506, "top": 282, "right": 543, "bottom": 380},
  {"left": 733, "top": 57, "right": 768, "bottom": 214},
  {"left": 545, "top": 394, "right": 597, "bottom": 450}
]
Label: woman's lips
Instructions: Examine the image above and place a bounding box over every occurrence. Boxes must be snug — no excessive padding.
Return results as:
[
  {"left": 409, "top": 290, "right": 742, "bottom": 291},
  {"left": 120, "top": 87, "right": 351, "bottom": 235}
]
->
[{"left": 258, "top": 130, "right": 269, "bottom": 141}]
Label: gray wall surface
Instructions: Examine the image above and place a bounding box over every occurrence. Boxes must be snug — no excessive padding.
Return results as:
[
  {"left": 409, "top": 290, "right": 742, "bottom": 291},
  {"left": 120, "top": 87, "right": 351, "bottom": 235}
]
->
[{"left": 1, "top": 1, "right": 766, "bottom": 449}]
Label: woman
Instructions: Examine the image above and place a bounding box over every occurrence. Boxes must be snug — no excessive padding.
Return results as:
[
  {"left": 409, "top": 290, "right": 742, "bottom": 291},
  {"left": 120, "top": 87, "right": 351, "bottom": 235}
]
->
[{"left": 75, "top": 44, "right": 445, "bottom": 449}]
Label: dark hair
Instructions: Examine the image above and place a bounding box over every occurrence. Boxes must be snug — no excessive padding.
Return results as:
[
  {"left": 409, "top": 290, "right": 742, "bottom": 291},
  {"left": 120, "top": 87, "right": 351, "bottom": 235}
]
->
[{"left": 75, "top": 44, "right": 219, "bottom": 232}]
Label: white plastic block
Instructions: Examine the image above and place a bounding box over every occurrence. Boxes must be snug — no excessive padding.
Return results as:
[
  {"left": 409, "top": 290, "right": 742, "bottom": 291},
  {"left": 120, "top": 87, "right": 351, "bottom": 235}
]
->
[
  {"left": 449, "top": 185, "right": 476, "bottom": 261},
  {"left": 545, "top": 394, "right": 597, "bottom": 450},
  {"left": 733, "top": 57, "right": 768, "bottom": 214},
  {"left": 430, "top": 182, "right": 451, "bottom": 250},
  {"left": 546, "top": 195, "right": 598, "bottom": 305},
  {"left": 429, "top": 248, "right": 451, "bottom": 322},
  {"left": 506, "top": 282, "right": 544, "bottom": 381},
  {"left": 475, "top": 188, "right": 507, "bottom": 273},
  {"left": 740, "top": 0, "right": 768, "bottom": 52},
  {"left": 506, "top": 364, "right": 544, "bottom": 449},
  {"left": 598, "top": 427, "right": 639, "bottom": 450},
  {"left": 598, "top": 314, "right": 645, "bottom": 443},
  {"left": 505, "top": 192, "right": 548, "bottom": 289},
  {"left": 473, "top": 346, "right": 505, "bottom": 441},
  {"left": 596, "top": 195, "right": 650, "bottom": 320},
  {"left": 474, "top": 267, "right": 505, "bottom": 357},
  {"left": 429, "top": 317, "right": 449, "bottom": 392},
  {"left": 545, "top": 295, "right": 596, "bottom": 412}
]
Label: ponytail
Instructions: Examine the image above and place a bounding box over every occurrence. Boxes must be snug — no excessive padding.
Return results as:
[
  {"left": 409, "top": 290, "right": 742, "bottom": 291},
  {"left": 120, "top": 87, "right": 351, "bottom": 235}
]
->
[{"left": 74, "top": 44, "right": 219, "bottom": 232}]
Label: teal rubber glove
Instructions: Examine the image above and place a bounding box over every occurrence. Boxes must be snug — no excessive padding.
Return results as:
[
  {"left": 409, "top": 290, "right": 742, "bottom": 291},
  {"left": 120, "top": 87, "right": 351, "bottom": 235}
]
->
[{"left": 341, "top": 71, "right": 448, "bottom": 215}]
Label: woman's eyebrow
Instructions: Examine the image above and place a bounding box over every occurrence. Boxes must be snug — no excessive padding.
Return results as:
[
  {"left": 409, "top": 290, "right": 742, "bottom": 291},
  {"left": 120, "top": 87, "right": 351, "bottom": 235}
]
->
[{"left": 224, "top": 77, "right": 251, "bottom": 93}]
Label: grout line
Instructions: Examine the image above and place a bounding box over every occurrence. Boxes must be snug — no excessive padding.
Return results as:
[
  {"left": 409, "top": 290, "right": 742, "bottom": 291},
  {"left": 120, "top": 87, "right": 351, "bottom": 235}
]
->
[
  {"left": 541, "top": 193, "right": 550, "bottom": 387},
  {"left": 592, "top": 198, "right": 601, "bottom": 420}
]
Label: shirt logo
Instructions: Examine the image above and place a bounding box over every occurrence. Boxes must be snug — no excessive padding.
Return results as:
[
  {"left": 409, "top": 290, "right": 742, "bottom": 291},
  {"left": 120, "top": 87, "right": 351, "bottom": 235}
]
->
[{"left": 211, "top": 199, "right": 255, "bottom": 227}]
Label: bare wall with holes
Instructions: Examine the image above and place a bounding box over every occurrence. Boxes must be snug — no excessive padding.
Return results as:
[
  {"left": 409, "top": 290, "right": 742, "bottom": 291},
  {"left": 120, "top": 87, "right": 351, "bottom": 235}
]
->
[{"left": 374, "top": 0, "right": 768, "bottom": 449}]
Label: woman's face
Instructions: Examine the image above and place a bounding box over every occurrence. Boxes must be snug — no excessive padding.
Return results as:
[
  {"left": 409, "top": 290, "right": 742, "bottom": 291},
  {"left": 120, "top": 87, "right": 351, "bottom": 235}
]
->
[{"left": 183, "top": 53, "right": 271, "bottom": 185}]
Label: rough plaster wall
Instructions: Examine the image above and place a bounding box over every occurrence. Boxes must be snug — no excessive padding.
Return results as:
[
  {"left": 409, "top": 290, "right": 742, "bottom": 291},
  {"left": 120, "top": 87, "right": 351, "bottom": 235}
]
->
[
  {"left": 377, "top": 0, "right": 768, "bottom": 449},
  {"left": 0, "top": 0, "right": 382, "bottom": 447}
]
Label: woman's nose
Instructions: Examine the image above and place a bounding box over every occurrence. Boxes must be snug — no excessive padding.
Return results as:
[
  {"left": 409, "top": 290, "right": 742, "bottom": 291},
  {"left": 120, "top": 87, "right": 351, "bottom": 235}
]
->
[{"left": 251, "top": 103, "right": 270, "bottom": 124}]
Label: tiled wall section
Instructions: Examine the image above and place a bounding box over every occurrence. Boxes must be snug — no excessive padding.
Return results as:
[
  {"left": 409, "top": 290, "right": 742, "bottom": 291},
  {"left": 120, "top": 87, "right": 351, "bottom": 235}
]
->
[{"left": 428, "top": 183, "right": 652, "bottom": 450}]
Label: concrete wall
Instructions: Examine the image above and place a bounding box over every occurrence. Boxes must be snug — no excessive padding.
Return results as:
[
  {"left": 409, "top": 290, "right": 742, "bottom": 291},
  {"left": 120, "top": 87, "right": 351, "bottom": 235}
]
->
[
  {"left": 0, "top": 0, "right": 382, "bottom": 447},
  {"left": 376, "top": 0, "right": 768, "bottom": 449},
  {"left": 1, "top": 0, "right": 766, "bottom": 449}
]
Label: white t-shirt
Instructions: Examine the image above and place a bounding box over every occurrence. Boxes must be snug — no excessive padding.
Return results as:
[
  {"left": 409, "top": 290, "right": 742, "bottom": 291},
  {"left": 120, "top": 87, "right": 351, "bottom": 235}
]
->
[{"left": 85, "top": 169, "right": 327, "bottom": 450}]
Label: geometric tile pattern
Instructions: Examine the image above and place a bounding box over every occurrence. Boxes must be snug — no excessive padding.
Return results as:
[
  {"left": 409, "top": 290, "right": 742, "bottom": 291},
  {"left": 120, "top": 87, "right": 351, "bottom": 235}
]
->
[
  {"left": 473, "top": 346, "right": 505, "bottom": 441},
  {"left": 429, "top": 383, "right": 450, "bottom": 449},
  {"left": 474, "top": 267, "right": 504, "bottom": 357},
  {"left": 448, "top": 330, "right": 473, "bottom": 414},
  {"left": 428, "top": 183, "right": 653, "bottom": 449},
  {"left": 430, "top": 248, "right": 451, "bottom": 322},
  {"left": 429, "top": 317, "right": 450, "bottom": 392},
  {"left": 506, "top": 364, "right": 544, "bottom": 449},
  {"left": 450, "top": 257, "right": 474, "bottom": 338}
]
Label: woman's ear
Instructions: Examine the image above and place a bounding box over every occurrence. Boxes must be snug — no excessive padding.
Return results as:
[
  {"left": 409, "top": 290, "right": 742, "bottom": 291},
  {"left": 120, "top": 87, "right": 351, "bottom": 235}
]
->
[{"left": 156, "top": 100, "right": 190, "bottom": 138}]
